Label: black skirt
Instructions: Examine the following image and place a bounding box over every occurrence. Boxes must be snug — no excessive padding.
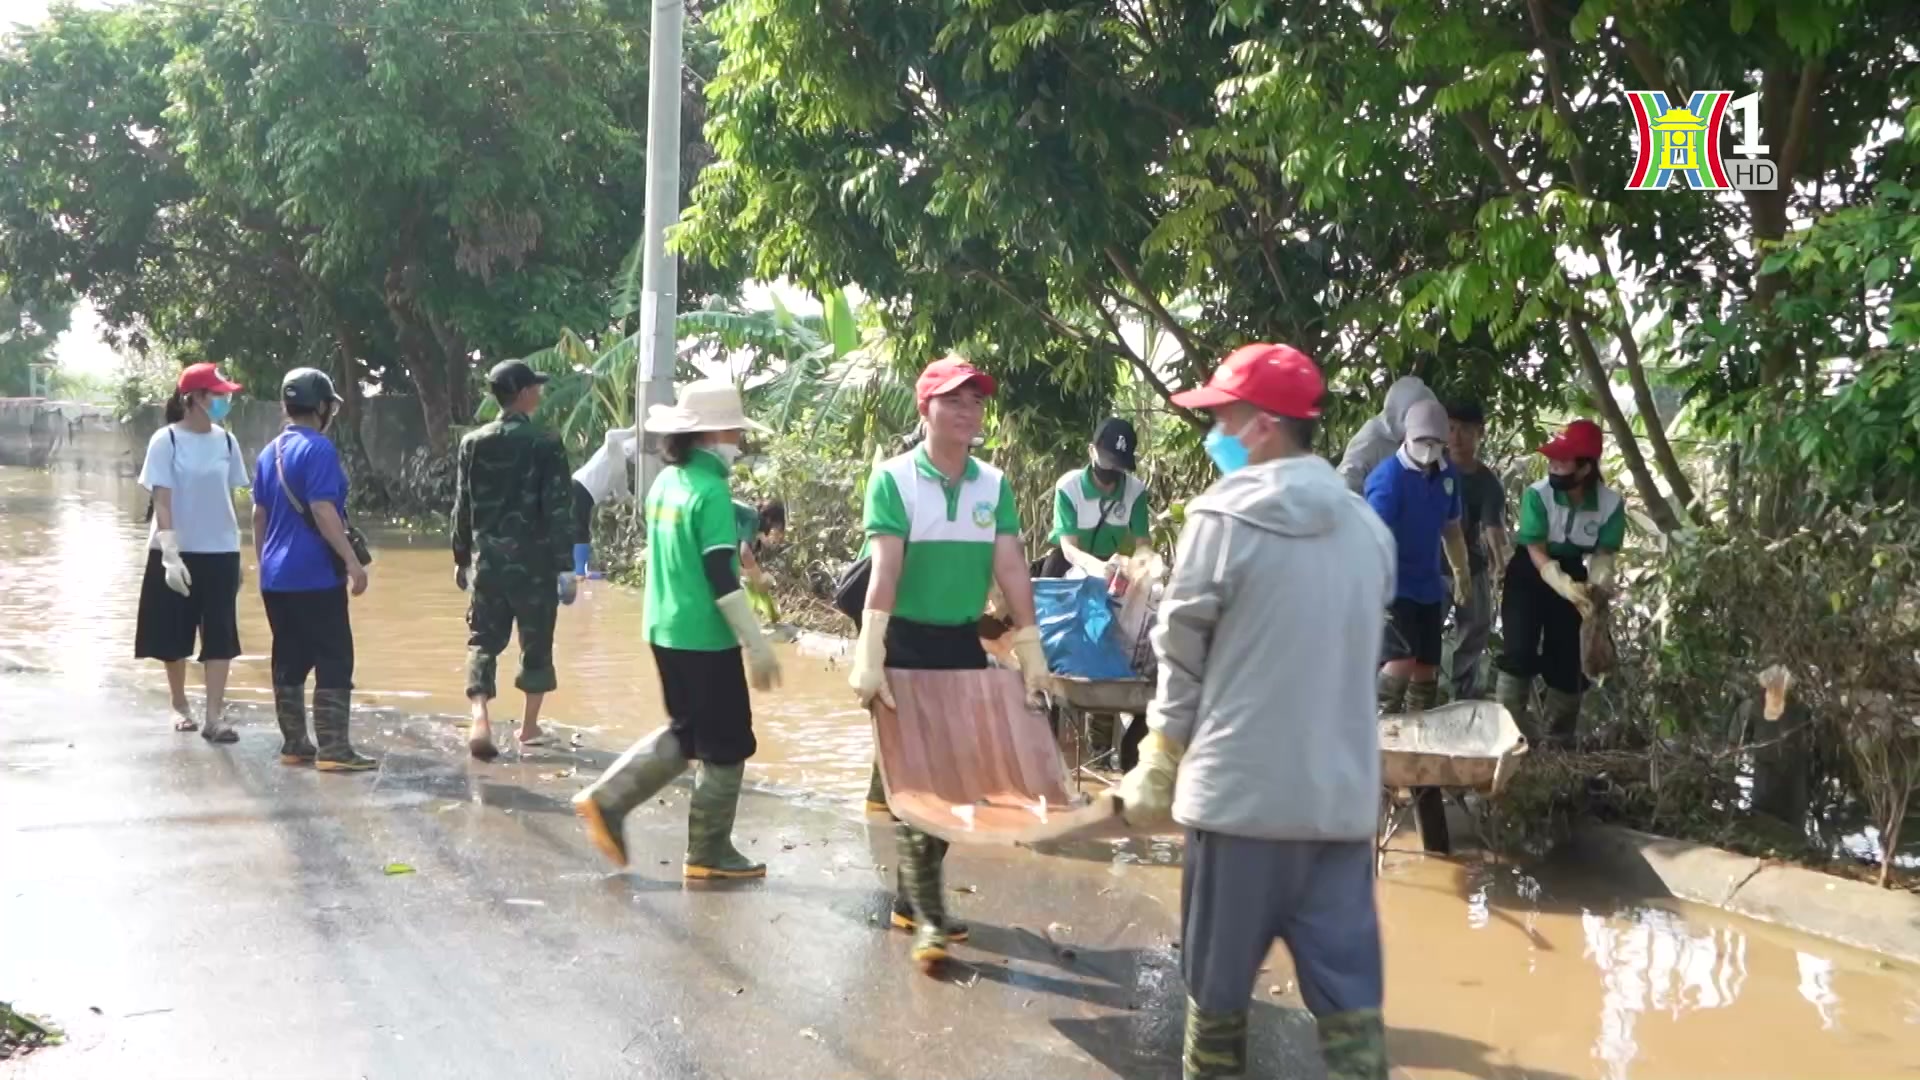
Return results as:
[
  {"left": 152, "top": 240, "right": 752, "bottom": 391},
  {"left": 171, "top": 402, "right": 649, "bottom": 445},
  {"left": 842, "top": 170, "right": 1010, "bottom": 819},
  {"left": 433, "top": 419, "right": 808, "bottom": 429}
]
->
[
  {"left": 134, "top": 549, "right": 242, "bottom": 663},
  {"left": 651, "top": 644, "right": 755, "bottom": 765}
]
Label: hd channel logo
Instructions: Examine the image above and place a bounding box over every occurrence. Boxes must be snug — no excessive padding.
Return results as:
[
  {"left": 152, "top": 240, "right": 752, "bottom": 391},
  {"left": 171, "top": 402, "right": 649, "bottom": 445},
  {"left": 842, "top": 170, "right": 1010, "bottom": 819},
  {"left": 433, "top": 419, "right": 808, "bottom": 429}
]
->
[{"left": 1624, "top": 90, "right": 1778, "bottom": 192}]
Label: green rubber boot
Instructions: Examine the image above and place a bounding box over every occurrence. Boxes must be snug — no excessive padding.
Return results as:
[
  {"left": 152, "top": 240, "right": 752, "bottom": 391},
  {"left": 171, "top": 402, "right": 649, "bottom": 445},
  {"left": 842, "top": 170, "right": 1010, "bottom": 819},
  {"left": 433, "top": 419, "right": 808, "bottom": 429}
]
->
[
  {"left": 312, "top": 689, "right": 376, "bottom": 772},
  {"left": 1182, "top": 997, "right": 1249, "bottom": 1079},
  {"left": 1317, "top": 1008, "right": 1389, "bottom": 1080},
  {"left": 896, "top": 823, "right": 951, "bottom": 973},
  {"left": 1542, "top": 688, "right": 1583, "bottom": 750},
  {"left": 1495, "top": 671, "right": 1536, "bottom": 743},
  {"left": 273, "top": 685, "right": 317, "bottom": 765},
  {"left": 684, "top": 762, "right": 765, "bottom": 880},
  {"left": 865, "top": 762, "right": 894, "bottom": 817},
  {"left": 1377, "top": 671, "right": 1410, "bottom": 715},
  {"left": 1404, "top": 678, "right": 1440, "bottom": 713},
  {"left": 573, "top": 728, "right": 689, "bottom": 869}
]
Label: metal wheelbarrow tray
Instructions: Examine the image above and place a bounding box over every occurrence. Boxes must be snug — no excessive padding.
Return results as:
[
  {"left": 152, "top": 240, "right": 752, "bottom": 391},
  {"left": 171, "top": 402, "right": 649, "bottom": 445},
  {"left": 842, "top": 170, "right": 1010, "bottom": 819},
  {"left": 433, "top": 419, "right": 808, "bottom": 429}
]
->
[
  {"left": 872, "top": 668, "right": 1121, "bottom": 846},
  {"left": 1379, "top": 701, "right": 1529, "bottom": 794}
]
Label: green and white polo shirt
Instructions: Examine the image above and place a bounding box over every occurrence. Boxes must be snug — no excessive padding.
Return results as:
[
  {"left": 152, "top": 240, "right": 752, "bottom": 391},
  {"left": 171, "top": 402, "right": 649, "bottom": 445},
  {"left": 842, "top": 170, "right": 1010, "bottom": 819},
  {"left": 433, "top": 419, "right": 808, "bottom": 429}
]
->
[
  {"left": 644, "top": 448, "right": 740, "bottom": 651},
  {"left": 1514, "top": 479, "right": 1626, "bottom": 560},
  {"left": 862, "top": 447, "right": 1020, "bottom": 627},
  {"left": 1050, "top": 467, "right": 1149, "bottom": 561}
]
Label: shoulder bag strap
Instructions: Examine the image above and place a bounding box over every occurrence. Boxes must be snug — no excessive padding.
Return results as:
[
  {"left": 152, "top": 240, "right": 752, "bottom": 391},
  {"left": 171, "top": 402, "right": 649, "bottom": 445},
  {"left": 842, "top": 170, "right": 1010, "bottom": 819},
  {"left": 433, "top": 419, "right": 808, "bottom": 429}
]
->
[{"left": 273, "top": 432, "right": 320, "bottom": 533}]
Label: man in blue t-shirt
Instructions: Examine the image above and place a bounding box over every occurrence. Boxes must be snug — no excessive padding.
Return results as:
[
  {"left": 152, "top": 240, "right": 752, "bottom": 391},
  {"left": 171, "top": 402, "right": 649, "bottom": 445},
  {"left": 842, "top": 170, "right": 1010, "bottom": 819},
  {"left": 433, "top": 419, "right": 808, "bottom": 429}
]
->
[
  {"left": 251, "top": 368, "right": 375, "bottom": 773},
  {"left": 1364, "top": 398, "right": 1471, "bottom": 715}
]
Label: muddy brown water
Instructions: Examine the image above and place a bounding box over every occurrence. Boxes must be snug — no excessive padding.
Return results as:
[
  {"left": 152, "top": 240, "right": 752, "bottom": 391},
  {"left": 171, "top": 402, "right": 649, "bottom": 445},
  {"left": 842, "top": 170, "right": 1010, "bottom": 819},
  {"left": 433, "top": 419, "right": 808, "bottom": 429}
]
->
[{"left": 4, "top": 465, "right": 1919, "bottom": 1078}]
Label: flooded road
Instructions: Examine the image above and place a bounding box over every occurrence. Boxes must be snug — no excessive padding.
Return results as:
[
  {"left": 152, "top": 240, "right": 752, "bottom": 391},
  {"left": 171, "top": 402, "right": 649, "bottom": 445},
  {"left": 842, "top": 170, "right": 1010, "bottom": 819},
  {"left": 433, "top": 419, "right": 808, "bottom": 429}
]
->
[{"left": 3, "top": 465, "right": 1919, "bottom": 1079}]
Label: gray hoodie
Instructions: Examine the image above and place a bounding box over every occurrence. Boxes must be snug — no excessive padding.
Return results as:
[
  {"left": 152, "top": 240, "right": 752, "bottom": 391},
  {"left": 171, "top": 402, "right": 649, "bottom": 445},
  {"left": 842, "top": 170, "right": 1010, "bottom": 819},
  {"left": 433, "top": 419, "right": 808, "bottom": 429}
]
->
[
  {"left": 1146, "top": 455, "right": 1395, "bottom": 841},
  {"left": 1337, "top": 376, "right": 1438, "bottom": 494}
]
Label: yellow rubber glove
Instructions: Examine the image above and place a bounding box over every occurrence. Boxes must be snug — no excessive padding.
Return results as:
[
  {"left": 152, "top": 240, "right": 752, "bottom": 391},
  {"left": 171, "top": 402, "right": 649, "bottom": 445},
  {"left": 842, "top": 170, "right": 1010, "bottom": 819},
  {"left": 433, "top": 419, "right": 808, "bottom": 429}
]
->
[
  {"left": 1117, "top": 730, "right": 1184, "bottom": 828},
  {"left": 850, "top": 609, "right": 893, "bottom": 709},
  {"left": 1009, "top": 624, "right": 1050, "bottom": 702},
  {"left": 1587, "top": 551, "right": 1617, "bottom": 593},
  {"left": 1443, "top": 527, "right": 1471, "bottom": 608},
  {"left": 716, "top": 590, "right": 782, "bottom": 691},
  {"left": 1540, "top": 561, "right": 1594, "bottom": 620}
]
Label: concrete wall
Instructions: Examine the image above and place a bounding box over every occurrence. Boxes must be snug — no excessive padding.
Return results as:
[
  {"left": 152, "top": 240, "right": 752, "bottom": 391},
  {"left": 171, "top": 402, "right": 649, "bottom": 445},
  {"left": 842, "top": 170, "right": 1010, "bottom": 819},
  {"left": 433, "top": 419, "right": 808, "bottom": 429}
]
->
[{"left": 0, "top": 396, "right": 428, "bottom": 481}]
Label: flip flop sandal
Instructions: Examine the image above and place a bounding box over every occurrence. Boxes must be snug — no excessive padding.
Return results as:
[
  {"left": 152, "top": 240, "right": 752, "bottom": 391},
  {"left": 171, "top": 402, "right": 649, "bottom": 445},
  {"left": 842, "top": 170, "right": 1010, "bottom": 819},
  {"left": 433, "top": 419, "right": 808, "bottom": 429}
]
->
[
  {"left": 518, "top": 731, "right": 555, "bottom": 748},
  {"left": 173, "top": 715, "right": 200, "bottom": 733},
  {"left": 201, "top": 726, "right": 239, "bottom": 744},
  {"left": 468, "top": 736, "right": 500, "bottom": 762}
]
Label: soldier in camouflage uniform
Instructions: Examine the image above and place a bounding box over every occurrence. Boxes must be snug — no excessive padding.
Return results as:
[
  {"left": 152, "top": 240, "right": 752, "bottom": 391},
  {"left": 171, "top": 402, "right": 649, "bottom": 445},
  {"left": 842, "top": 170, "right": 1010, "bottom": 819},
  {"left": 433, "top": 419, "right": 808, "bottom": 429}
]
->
[{"left": 452, "top": 359, "right": 577, "bottom": 762}]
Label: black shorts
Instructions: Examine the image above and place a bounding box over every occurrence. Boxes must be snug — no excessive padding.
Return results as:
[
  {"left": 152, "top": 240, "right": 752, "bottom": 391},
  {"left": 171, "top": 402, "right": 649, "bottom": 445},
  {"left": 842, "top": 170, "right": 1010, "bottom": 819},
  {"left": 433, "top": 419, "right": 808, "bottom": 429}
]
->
[
  {"left": 572, "top": 480, "right": 596, "bottom": 546},
  {"left": 134, "top": 549, "right": 242, "bottom": 663},
  {"left": 263, "top": 587, "right": 354, "bottom": 690},
  {"left": 652, "top": 644, "right": 755, "bottom": 765},
  {"left": 883, "top": 617, "right": 988, "bottom": 672},
  {"left": 1382, "top": 597, "right": 1445, "bottom": 666}
]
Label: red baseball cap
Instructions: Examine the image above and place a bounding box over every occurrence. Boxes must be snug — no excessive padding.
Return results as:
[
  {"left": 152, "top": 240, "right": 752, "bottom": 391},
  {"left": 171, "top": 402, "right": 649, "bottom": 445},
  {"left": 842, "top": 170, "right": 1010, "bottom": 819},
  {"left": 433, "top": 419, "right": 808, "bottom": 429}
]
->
[
  {"left": 1540, "top": 418, "right": 1603, "bottom": 460},
  {"left": 1169, "top": 343, "right": 1323, "bottom": 419},
  {"left": 915, "top": 355, "right": 997, "bottom": 409},
  {"left": 177, "top": 362, "right": 242, "bottom": 395}
]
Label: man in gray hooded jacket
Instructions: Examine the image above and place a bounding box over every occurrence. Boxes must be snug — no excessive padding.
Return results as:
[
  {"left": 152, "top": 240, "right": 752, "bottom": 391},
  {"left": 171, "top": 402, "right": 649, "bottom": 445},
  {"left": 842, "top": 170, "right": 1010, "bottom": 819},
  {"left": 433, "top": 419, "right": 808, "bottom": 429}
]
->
[
  {"left": 1336, "top": 374, "right": 1439, "bottom": 493},
  {"left": 1121, "top": 343, "right": 1394, "bottom": 1080}
]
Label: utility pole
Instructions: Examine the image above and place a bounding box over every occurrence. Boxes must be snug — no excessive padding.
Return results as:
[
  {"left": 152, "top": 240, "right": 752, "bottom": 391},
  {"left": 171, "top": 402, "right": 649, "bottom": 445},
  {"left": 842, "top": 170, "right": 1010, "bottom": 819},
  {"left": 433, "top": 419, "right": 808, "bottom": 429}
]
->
[{"left": 634, "top": 0, "right": 685, "bottom": 505}]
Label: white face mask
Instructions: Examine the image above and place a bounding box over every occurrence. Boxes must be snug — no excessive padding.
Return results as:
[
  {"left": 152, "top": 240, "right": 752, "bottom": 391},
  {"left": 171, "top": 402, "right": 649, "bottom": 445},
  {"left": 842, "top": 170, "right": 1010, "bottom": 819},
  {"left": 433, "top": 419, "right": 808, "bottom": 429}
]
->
[
  {"left": 1407, "top": 440, "right": 1444, "bottom": 467},
  {"left": 710, "top": 442, "right": 742, "bottom": 467}
]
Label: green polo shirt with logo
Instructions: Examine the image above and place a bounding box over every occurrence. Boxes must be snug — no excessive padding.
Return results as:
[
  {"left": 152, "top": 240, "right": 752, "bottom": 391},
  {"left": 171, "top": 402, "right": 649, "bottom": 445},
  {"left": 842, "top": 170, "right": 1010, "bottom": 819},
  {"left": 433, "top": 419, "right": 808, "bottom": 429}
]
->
[
  {"left": 1050, "top": 467, "right": 1150, "bottom": 560},
  {"left": 1515, "top": 482, "right": 1627, "bottom": 560},
  {"left": 645, "top": 448, "right": 740, "bottom": 651},
  {"left": 863, "top": 447, "right": 1020, "bottom": 626}
]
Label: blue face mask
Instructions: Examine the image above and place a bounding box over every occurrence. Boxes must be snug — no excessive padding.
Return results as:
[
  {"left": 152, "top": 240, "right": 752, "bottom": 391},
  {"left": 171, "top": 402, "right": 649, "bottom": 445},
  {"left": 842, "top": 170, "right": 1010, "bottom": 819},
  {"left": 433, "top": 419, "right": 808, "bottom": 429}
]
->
[
  {"left": 1203, "top": 423, "right": 1249, "bottom": 475},
  {"left": 207, "top": 395, "right": 233, "bottom": 422}
]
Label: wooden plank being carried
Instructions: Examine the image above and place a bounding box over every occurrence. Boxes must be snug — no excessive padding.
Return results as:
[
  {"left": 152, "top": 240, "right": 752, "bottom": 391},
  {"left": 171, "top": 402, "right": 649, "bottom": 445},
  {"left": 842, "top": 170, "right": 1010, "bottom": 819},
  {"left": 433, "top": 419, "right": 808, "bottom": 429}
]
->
[{"left": 873, "top": 667, "right": 1120, "bottom": 846}]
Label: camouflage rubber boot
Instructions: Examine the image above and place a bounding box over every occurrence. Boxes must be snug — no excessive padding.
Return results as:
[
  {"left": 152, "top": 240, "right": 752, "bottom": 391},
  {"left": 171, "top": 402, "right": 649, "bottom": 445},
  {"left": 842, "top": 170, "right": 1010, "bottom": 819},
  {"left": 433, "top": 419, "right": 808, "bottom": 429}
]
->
[
  {"left": 572, "top": 728, "right": 688, "bottom": 869},
  {"left": 1542, "top": 688, "right": 1583, "bottom": 750},
  {"left": 865, "top": 762, "right": 893, "bottom": 816},
  {"left": 896, "top": 823, "right": 951, "bottom": 973},
  {"left": 1377, "top": 671, "right": 1410, "bottom": 714},
  {"left": 1182, "top": 997, "right": 1249, "bottom": 1079},
  {"left": 892, "top": 829, "right": 965, "bottom": 941},
  {"left": 1495, "top": 671, "right": 1536, "bottom": 743},
  {"left": 1404, "top": 678, "right": 1440, "bottom": 713},
  {"left": 683, "top": 762, "right": 766, "bottom": 880},
  {"left": 1316, "top": 1008, "right": 1389, "bottom": 1080},
  {"left": 273, "top": 685, "right": 317, "bottom": 765},
  {"left": 312, "top": 688, "right": 376, "bottom": 772}
]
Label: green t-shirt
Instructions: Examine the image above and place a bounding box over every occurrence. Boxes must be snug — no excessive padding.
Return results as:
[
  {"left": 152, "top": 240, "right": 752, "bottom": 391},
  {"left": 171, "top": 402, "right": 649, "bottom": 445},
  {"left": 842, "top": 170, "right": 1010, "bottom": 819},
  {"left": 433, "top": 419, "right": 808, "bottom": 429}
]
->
[
  {"left": 863, "top": 447, "right": 1020, "bottom": 626},
  {"left": 645, "top": 449, "right": 740, "bottom": 651},
  {"left": 732, "top": 500, "right": 759, "bottom": 549},
  {"left": 1050, "top": 467, "right": 1150, "bottom": 560},
  {"left": 1514, "top": 479, "right": 1626, "bottom": 561}
]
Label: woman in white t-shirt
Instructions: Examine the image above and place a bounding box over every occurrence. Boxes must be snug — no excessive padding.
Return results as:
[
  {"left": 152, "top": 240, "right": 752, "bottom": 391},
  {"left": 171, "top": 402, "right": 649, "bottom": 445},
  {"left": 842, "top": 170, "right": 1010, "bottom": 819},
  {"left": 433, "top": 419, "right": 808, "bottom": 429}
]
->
[{"left": 136, "top": 363, "right": 252, "bottom": 741}]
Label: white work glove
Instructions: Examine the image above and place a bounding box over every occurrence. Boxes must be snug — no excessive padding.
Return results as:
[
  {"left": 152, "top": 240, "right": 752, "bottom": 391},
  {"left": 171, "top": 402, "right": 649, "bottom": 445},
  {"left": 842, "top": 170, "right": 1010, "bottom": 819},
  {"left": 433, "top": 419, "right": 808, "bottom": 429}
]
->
[
  {"left": 1540, "top": 561, "right": 1594, "bottom": 620},
  {"left": 557, "top": 571, "right": 578, "bottom": 606},
  {"left": 1117, "top": 730, "right": 1184, "bottom": 828},
  {"left": 157, "top": 530, "right": 192, "bottom": 597},
  {"left": 1587, "top": 552, "right": 1617, "bottom": 594},
  {"left": 716, "top": 590, "right": 782, "bottom": 691},
  {"left": 1009, "top": 624, "right": 1051, "bottom": 704},
  {"left": 849, "top": 609, "right": 893, "bottom": 709}
]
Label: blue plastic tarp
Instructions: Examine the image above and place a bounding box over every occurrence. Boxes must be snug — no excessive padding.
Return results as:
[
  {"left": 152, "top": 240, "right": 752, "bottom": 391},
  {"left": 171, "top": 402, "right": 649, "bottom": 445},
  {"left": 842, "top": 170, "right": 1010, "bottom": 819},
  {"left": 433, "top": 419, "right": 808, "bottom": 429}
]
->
[{"left": 1031, "top": 577, "right": 1136, "bottom": 680}]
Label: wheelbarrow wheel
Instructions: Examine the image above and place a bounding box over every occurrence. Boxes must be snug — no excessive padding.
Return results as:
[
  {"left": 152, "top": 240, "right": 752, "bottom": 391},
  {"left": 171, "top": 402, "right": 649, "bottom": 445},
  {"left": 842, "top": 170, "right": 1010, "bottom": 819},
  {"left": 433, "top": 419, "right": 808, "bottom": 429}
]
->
[{"left": 1413, "top": 787, "right": 1451, "bottom": 854}]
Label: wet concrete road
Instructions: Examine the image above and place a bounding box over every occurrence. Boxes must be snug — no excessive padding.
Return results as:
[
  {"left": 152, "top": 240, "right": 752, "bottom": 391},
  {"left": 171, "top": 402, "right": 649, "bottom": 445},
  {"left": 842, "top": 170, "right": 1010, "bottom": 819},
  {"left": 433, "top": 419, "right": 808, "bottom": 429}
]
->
[{"left": 5, "top": 466, "right": 1920, "bottom": 1078}]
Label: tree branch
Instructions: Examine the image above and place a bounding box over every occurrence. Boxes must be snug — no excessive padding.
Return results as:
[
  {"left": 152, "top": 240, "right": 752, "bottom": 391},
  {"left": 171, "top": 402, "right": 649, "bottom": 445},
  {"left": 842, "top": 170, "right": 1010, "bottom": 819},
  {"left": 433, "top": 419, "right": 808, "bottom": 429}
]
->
[
  {"left": 1525, "top": 0, "right": 1590, "bottom": 193},
  {"left": 1091, "top": 295, "right": 1202, "bottom": 429},
  {"left": 1102, "top": 244, "right": 1209, "bottom": 369},
  {"left": 1568, "top": 311, "right": 1683, "bottom": 533}
]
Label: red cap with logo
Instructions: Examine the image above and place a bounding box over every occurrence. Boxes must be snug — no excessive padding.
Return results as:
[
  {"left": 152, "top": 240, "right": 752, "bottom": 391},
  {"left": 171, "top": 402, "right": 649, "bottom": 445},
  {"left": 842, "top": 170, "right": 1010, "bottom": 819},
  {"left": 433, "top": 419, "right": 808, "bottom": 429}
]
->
[
  {"left": 177, "top": 362, "right": 242, "bottom": 395},
  {"left": 1169, "top": 343, "right": 1323, "bottom": 419},
  {"left": 1539, "top": 418, "right": 1603, "bottom": 460},
  {"left": 915, "top": 355, "right": 997, "bottom": 410}
]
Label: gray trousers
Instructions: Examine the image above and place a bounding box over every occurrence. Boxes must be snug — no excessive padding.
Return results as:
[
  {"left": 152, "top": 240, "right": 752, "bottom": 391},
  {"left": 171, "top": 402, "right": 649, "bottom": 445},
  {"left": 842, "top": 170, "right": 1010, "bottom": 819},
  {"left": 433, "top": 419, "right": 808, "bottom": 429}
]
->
[
  {"left": 1447, "top": 570, "right": 1495, "bottom": 700},
  {"left": 1181, "top": 831, "right": 1383, "bottom": 1017}
]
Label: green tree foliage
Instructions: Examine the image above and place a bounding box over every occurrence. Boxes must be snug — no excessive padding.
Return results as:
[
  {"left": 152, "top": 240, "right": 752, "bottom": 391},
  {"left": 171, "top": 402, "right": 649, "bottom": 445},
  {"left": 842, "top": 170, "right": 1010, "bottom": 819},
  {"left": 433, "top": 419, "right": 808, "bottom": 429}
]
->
[
  {"left": 0, "top": 0, "right": 729, "bottom": 456},
  {"left": 0, "top": 291, "right": 71, "bottom": 396}
]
